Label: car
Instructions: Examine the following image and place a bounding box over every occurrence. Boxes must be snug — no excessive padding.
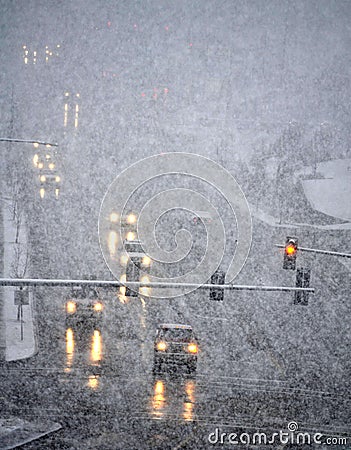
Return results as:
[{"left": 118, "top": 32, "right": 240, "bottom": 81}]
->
[
  {"left": 39, "top": 170, "right": 61, "bottom": 187},
  {"left": 153, "top": 323, "right": 199, "bottom": 373},
  {"left": 38, "top": 169, "right": 61, "bottom": 198},
  {"left": 123, "top": 240, "right": 152, "bottom": 297},
  {"left": 65, "top": 286, "right": 104, "bottom": 325},
  {"left": 123, "top": 240, "right": 152, "bottom": 268},
  {"left": 33, "top": 149, "right": 57, "bottom": 171}
]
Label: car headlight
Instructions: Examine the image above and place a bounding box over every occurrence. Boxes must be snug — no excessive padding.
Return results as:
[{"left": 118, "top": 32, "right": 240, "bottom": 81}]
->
[
  {"left": 142, "top": 256, "right": 151, "bottom": 266},
  {"left": 187, "top": 343, "right": 198, "bottom": 354},
  {"left": 120, "top": 254, "right": 129, "bottom": 265},
  {"left": 110, "top": 212, "right": 119, "bottom": 223},
  {"left": 94, "top": 302, "right": 103, "bottom": 312},
  {"left": 126, "top": 231, "right": 136, "bottom": 241},
  {"left": 66, "top": 301, "right": 76, "bottom": 314},
  {"left": 156, "top": 341, "right": 167, "bottom": 351},
  {"left": 127, "top": 213, "right": 137, "bottom": 224}
]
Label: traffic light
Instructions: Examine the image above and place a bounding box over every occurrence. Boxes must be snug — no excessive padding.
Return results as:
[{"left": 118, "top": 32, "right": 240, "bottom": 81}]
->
[
  {"left": 294, "top": 267, "right": 311, "bottom": 305},
  {"left": 283, "top": 236, "right": 298, "bottom": 270},
  {"left": 79, "top": 275, "right": 98, "bottom": 298},
  {"left": 125, "top": 258, "right": 141, "bottom": 297},
  {"left": 210, "top": 270, "right": 225, "bottom": 301}
]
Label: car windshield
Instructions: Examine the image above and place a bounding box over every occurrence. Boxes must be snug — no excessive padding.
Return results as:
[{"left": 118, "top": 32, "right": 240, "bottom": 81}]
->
[
  {"left": 159, "top": 328, "right": 194, "bottom": 342},
  {"left": 124, "top": 241, "right": 143, "bottom": 253}
]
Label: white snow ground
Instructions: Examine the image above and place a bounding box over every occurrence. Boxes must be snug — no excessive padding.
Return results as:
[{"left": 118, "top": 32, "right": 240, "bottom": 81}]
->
[{"left": 254, "top": 158, "right": 351, "bottom": 230}]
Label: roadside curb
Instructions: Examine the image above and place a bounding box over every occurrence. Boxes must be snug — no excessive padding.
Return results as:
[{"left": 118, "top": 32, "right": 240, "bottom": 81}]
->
[
  {"left": 0, "top": 417, "right": 61, "bottom": 450},
  {"left": 253, "top": 207, "right": 351, "bottom": 231}
]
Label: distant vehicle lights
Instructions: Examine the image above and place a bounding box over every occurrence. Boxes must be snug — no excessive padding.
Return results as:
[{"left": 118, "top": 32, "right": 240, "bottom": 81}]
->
[
  {"left": 93, "top": 302, "right": 103, "bottom": 312},
  {"left": 66, "top": 301, "right": 77, "bottom": 314},
  {"left": 110, "top": 212, "right": 119, "bottom": 223},
  {"left": 127, "top": 213, "right": 137, "bottom": 224}
]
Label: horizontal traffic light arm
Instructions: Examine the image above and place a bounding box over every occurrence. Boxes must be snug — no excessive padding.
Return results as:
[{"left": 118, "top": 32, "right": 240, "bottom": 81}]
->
[
  {"left": 0, "top": 137, "right": 59, "bottom": 147},
  {"left": 275, "top": 244, "right": 351, "bottom": 258},
  {"left": 0, "top": 278, "right": 314, "bottom": 293}
]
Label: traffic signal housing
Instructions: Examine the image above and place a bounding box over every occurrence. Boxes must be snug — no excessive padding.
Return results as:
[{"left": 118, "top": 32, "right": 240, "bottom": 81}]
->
[
  {"left": 294, "top": 267, "right": 311, "bottom": 305},
  {"left": 283, "top": 236, "right": 298, "bottom": 270},
  {"left": 125, "top": 258, "right": 141, "bottom": 297},
  {"left": 210, "top": 270, "right": 225, "bottom": 301}
]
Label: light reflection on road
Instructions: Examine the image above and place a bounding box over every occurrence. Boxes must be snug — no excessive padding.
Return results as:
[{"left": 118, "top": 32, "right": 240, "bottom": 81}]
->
[
  {"left": 108, "top": 230, "right": 118, "bottom": 257},
  {"left": 91, "top": 329, "right": 103, "bottom": 364},
  {"left": 150, "top": 376, "right": 197, "bottom": 422},
  {"left": 64, "top": 325, "right": 103, "bottom": 388},
  {"left": 87, "top": 375, "right": 100, "bottom": 390},
  {"left": 151, "top": 379, "right": 166, "bottom": 418},
  {"left": 183, "top": 379, "right": 195, "bottom": 421},
  {"left": 65, "top": 327, "right": 75, "bottom": 373}
]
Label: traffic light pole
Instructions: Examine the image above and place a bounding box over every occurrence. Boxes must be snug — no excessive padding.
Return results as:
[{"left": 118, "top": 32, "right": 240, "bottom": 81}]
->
[
  {"left": 275, "top": 244, "right": 351, "bottom": 259},
  {"left": 0, "top": 278, "right": 314, "bottom": 293},
  {"left": 0, "top": 138, "right": 58, "bottom": 147}
]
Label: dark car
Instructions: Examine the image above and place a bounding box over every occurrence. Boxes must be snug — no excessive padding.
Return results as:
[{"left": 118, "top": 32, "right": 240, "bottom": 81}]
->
[
  {"left": 153, "top": 324, "right": 199, "bottom": 373},
  {"left": 65, "top": 287, "right": 104, "bottom": 326}
]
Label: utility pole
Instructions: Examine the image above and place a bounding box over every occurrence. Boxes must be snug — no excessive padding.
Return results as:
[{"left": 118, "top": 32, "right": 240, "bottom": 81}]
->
[
  {"left": 0, "top": 138, "right": 58, "bottom": 147},
  {"left": 0, "top": 86, "right": 15, "bottom": 359}
]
